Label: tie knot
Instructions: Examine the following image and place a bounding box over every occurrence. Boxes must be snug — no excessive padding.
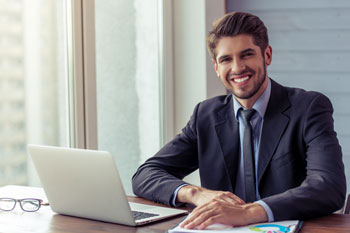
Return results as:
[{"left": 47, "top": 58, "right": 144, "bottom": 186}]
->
[{"left": 241, "top": 109, "right": 255, "bottom": 124}]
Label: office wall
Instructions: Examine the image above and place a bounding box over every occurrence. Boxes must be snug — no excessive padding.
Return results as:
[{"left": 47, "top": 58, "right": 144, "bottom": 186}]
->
[
  {"left": 227, "top": 0, "right": 350, "bottom": 193},
  {"left": 172, "top": 0, "right": 226, "bottom": 185},
  {"left": 172, "top": 0, "right": 226, "bottom": 134}
]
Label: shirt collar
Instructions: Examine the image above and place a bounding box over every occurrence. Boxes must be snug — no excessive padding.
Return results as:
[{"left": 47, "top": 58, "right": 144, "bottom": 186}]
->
[{"left": 233, "top": 78, "right": 271, "bottom": 120}]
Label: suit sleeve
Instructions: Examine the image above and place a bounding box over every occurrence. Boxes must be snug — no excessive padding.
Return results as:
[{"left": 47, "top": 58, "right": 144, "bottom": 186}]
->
[
  {"left": 262, "top": 94, "right": 346, "bottom": 220},
  {"left": 132, "top": 103, "right": 200, "bottom": 206}
]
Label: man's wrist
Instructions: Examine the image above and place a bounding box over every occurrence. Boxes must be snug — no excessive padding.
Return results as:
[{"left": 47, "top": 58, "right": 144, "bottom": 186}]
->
[
  {"left": 243, "top": 203, "right": 268, "bottom": 224},
  {"left": 176, "top": 185, "right": 203, "bottom": 205},
  {"left": 171, "top": 184, "right": 188, "bottom": 207},
  {"left": 255, "top": 200, "right": 274, "bottom": 222}
]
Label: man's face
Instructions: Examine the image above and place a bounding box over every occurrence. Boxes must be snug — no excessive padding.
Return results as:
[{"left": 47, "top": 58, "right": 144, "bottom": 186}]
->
[{"left": 214, "top": 34, "right": 272, "bottom": 104}]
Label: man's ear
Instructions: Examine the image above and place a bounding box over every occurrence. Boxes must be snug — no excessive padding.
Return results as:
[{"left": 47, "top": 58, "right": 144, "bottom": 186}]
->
[
  {"left": 212, "top": 59, "right": 220, "bottom": 77},
  {"left": 264, "top": 45, "right": 272, "bottom": 66}
]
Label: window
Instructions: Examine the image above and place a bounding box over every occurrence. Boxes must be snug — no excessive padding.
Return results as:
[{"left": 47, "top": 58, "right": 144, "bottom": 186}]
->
[
  {"left": 0, "top": 0, "right": 69, "bottom": 186},
  {"left": 94, "top": 0, "right": 161, "bottom": 195},
  {"left": 0, "top": 0, "right": 166, "bottom": 193}
]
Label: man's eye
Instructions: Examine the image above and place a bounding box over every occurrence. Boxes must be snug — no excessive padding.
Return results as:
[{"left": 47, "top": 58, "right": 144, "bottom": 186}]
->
[
  {"left": 242, "top": 53, "right": 254, "bottom": 58},
  {"left": 220, "top": 57, "right": 231, "bottom": 63}
]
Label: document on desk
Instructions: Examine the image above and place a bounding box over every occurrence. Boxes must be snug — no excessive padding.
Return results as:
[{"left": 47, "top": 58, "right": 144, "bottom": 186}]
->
[{"left": 168, "top": 219, "right": 302, "bottom": 233}]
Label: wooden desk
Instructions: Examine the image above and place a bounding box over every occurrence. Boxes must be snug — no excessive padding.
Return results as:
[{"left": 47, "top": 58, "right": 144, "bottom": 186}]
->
[{"left": 0, "top": 186, "right": 349, "bottom": 233}]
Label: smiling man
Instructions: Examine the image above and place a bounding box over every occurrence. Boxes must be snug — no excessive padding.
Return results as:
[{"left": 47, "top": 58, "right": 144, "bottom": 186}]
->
[{"left": 132, "top": 12, "right": 346, "bottom": 229}]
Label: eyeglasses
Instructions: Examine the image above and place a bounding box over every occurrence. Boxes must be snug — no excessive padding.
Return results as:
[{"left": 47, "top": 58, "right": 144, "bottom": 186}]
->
[{"left": 0, "top": 198, "right": 49, "bottom": 212}]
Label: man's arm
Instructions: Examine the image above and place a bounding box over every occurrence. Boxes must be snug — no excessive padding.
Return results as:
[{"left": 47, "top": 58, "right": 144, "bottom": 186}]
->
[
  {"left": 132, "top": 104, "right": 201, "bottom": 205},
  {"left": 262, "top": 94, "right": 346, "bottom": 220}
]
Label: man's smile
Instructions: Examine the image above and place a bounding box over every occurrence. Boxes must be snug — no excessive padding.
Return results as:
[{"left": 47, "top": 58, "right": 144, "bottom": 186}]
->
[
  {"left": 234, "top": 76, "right": 250, "bottom": 83},
  {"left": 228, "top": 73, "right": 254, "bottom": 85}
]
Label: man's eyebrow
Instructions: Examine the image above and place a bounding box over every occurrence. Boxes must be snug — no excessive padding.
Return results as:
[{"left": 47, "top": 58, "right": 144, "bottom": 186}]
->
[{"left": 240, "top": 48, "right": 256, "bottom": 54}]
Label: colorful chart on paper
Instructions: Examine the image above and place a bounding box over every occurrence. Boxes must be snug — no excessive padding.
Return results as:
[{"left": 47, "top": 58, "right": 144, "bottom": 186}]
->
[{"left": 249, "top": 223, "right": 290, "bottom": 233}]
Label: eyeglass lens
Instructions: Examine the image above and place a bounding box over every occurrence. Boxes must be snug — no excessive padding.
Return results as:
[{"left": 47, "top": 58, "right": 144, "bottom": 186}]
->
[
  {"left": 0, "top": 198, "right": 16, "bottom": 211},
  {"left": 20, "top": 199, "right": 41, "bottom": 211}
]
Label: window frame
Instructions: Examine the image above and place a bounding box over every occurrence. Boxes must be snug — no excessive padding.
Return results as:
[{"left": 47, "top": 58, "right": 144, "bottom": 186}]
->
[{"left": 67, "top": 0, "right": 97, "bottom": 149}]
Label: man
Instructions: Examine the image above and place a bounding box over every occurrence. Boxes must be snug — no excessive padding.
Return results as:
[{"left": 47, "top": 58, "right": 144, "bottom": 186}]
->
[{"left": 132, "top": 12, "right": 346, "bottom": 229}]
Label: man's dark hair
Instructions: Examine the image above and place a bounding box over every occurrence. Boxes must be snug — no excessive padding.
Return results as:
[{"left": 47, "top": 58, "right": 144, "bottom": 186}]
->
[{"left": 207, "top": 12, "right": 269, "bottom": 62}]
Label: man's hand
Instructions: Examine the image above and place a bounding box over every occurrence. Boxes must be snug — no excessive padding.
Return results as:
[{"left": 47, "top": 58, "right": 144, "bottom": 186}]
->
[
  {"left": 176, "top": 185, "right": 268, "bottom": 230},
  {"left": 176, "top": 185, "right": 245, "bottom": 207}
]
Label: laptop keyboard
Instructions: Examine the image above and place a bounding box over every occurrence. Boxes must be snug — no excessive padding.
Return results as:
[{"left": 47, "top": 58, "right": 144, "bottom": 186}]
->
[{"left": 132, "top": 210, "right": 159, "bottom": 220}]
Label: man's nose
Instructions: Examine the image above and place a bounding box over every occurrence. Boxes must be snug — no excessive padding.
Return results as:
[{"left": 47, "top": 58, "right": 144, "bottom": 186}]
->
[{"left": 230, "top": 59, "right": 246, "bottom": 74}]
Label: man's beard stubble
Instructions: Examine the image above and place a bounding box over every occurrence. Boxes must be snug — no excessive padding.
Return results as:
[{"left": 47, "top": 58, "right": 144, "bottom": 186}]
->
[{"left": 231, "top": 59, "right": 267, "bottom": 100}]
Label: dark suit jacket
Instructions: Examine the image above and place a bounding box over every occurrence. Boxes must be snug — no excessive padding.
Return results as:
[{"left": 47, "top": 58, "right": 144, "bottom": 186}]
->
[{"left": 132, "top": 79, "right": 346, "bottom": 220}]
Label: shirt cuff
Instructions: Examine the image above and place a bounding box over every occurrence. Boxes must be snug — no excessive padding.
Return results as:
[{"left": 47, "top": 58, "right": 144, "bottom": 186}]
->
[
  {"left": 171, "top": 184, "right": 189, "bottom": 207},
  {"left": 255, "top": 200, "right": 274, "bottom": 222}
]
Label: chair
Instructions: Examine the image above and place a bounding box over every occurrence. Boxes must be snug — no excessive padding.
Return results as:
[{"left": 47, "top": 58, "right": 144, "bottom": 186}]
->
[{"left": 343, "top": 194, "right": 350, "bottom": 214}]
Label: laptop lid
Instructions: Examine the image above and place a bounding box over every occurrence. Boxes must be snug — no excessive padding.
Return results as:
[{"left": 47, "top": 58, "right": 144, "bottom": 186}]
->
[{"left": 27, "top": 144, "right": 187, "bottom": 226}]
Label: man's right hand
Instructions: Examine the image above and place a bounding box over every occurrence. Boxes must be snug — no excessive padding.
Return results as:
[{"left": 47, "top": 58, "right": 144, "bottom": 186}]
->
[{"left": 176, "top": 185, "right": 245, "bottom": 207}]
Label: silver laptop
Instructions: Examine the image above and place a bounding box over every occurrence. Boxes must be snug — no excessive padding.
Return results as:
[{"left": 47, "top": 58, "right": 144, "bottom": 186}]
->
[{"left": 27, "top": 144, "right": 187, "bottom": 226}]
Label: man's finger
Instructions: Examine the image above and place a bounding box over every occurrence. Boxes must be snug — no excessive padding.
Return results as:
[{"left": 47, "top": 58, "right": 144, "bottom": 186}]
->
[
  {"left": 180, "top": 202, "right": 216, "bottom": 227},
  {"left": 197, "top": 215, "right": 221, "bottom": 230},
  {"left": 182, "top": 208, "right": 218, "bottom": 229},
  {"left": 216, "top": 192, "right": 245, "bottom": 205},
  {"left": 180, "top": 206, "right": 205, "bottom": 227},
  {"left": 224, "top": 192, "right": 246, "bottom": 204}
]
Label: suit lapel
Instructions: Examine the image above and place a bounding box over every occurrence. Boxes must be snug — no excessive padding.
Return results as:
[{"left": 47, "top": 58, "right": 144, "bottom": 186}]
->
[
  {"left": 258, "top": 80, "right": 291, "bottom": 183},
  {"left": 214, "top": 95, "right": 240, "bottom": 191}
]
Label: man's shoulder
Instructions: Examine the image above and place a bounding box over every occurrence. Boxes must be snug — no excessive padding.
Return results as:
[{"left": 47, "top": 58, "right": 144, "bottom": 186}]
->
[
  {"left": 197, "top": 94, "right": 232, "bottom": 112},
  {"left": 201, "top": 94, "right": 231, "bottom": 104},
  {"left": 188, "top": 94, "right": 233, "bottom": 124},
  {"left": 272, "top": 79, "right": 329, "bottom": 103}
]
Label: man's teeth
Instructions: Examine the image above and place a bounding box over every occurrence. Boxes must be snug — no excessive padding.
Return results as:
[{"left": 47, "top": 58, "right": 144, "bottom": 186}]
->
[{"left": 234, "top": 76, "right": 249, "bottom": 83}]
